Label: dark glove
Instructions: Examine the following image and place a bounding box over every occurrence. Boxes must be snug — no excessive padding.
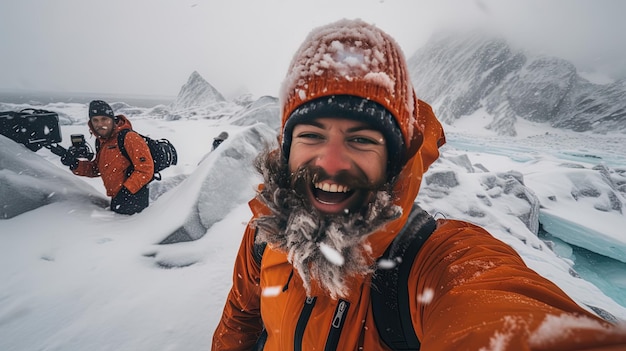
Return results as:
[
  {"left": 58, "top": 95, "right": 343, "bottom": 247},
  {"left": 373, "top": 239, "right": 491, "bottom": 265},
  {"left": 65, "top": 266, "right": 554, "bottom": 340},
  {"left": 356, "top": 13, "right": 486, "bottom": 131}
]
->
[
  {"left": 118, "top": 186, "right": 133, "bottom": 197},
  {"left": 61, "top": 147, "right": 79, "bottom": 170},
  {"left": 114, "top": 186, "right": 133, "bottom": 205}
]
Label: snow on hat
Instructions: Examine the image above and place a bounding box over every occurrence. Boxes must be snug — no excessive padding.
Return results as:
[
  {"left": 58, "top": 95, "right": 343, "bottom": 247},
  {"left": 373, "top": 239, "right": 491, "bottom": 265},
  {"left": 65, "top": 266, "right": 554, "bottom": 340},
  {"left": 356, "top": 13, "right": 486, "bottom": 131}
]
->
[
  {"left": 279, "top": 18, "right": 425, "bottom": 178},
  {"left": 88, "top": 100, "right": 114, "bottom": 119}
]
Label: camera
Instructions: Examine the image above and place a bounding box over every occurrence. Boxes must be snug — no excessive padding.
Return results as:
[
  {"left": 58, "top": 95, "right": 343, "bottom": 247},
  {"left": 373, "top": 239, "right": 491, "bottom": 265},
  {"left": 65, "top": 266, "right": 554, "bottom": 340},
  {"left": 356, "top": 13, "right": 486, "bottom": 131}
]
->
[
  {"left": 69, "top": 134, "right": 94, "bottom": 160},
  {"left": 1, "top": 108, "right": 95, "bottom": 161},
  {"left": 0, "top": 108, "right": 61, "bottom": 151},
  {"left": 71, "top": 134, "right": 86, "bottom": 147}
]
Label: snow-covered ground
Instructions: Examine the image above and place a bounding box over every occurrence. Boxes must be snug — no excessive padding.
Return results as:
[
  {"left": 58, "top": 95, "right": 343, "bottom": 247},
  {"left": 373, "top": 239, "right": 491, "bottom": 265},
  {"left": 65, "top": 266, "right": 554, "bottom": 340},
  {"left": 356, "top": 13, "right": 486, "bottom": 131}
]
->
[{"left": 1, "top": 100, "right": 625, "bottom": 350}]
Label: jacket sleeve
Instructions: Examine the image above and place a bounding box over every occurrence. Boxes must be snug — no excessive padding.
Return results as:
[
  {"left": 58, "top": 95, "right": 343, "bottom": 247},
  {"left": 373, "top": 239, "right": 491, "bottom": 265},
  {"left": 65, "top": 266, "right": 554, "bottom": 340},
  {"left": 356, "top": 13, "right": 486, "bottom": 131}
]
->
[
  {"left": 212, "top": 223, "right": 264, "bottom": 351},
  {"left": 121, "top": 131, "right": 154, "bottom": 193},
  {"left": 412, "top": 219, "right": 626, "bottom": 350}
]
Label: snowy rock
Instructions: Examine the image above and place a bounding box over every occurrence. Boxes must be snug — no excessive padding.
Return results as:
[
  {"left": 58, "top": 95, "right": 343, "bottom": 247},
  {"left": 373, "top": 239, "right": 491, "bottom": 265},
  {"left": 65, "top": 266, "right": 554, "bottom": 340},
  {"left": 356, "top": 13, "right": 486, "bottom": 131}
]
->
[
  {"left": 147, "top": 104, "right": 175, "bottom": 120},
  {"left": 425, "top": 170, "right": 459, "bottom": 188},
  {"left": 227, "top": 95, "right": 281, "bottom": 131},
  {"left": 446, "top": 154, "right": 475, "bottom": 173},
  {"left": 498, "top": 171, "right": 541, "bottom": 234},
  {"left": 0, "top": 135, "right": 108, "bottom": 218},
  {"left": 159, "top": 123, "right": 278, "bottom": 244},
  {"left": 527, "top": 163, "right": 626, "bottom": 262}
]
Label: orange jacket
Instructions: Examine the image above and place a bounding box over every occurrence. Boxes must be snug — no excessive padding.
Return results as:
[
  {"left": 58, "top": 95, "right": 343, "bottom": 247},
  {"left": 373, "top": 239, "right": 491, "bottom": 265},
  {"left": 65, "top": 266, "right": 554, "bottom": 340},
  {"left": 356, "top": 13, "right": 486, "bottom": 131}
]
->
[
  {"left": 212, "top": 101, "right": 626, "bottom": 350},
  {"left": 73, "top": 115, "right": 154, "bottom": 196}
]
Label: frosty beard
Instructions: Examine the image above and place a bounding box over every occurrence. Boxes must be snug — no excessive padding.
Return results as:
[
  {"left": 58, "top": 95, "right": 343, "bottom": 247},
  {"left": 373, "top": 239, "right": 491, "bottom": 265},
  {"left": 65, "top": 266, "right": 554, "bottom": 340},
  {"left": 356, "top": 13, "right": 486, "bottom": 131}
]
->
[{"left": 253, "top": 149, "right": 401, "bottom": 299}]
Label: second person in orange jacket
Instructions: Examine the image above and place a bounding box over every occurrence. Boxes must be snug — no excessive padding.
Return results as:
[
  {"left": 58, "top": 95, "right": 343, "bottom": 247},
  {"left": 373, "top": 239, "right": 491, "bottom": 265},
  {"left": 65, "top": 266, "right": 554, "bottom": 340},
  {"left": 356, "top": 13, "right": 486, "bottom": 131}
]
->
[{"left": 61, "top": 100, "right": 154, "bottom": 215}]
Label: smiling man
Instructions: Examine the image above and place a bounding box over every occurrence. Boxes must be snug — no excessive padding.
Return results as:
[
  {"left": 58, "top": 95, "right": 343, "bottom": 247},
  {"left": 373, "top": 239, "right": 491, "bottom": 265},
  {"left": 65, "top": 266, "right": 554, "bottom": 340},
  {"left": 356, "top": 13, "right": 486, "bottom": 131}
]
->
[
  {"left": 212, "top": 19, "right": 626, "bottom": 350},
  {"left": 60, "top": 100, "right": 154, "bottom": 215}
]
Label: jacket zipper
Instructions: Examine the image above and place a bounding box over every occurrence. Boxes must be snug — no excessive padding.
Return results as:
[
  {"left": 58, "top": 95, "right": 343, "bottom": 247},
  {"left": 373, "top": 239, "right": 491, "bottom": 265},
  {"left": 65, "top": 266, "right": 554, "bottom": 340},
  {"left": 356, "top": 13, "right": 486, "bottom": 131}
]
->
[
  {"left": 324, "top": 299, "right": 350, "bottom": 351},
  {"left": 294, "top": 296, "right": 316, "bottom": 351}
]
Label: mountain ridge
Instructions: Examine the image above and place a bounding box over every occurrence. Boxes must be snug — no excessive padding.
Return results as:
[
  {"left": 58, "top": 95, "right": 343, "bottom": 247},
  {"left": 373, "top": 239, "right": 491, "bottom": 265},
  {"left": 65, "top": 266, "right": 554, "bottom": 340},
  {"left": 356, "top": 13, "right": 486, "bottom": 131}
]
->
[{"left": 407, "top": 31, "right": 626, "bottom": 136}]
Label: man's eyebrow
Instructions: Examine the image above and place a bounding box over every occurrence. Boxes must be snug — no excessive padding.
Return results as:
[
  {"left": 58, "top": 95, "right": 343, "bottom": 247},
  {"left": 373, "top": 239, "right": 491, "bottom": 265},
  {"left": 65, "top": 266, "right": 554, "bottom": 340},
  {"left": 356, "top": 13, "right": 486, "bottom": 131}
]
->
[
  {"left": 346, "top": 125, "right": 381, "bottom": 133},
  {"left": 297, "top": 120, "right": 325, "bottom": 129},
  {"left": 296, "top": 120, "right": 380, "bottom": 133}
]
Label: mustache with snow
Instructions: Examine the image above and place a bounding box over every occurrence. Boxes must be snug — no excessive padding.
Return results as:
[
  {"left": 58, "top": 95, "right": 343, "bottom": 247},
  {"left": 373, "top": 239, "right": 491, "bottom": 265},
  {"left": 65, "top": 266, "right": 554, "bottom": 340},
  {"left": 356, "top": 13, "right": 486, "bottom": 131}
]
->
[{"left": 252, "top": 149, "right": 401, "bottom": 299}]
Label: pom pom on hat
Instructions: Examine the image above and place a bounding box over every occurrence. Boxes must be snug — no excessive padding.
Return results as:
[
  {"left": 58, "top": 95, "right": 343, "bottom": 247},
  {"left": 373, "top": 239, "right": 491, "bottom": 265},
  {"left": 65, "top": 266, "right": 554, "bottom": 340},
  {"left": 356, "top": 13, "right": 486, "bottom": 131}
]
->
[{"left": 88, "top": 100, "right": 115, "bottom": 119}]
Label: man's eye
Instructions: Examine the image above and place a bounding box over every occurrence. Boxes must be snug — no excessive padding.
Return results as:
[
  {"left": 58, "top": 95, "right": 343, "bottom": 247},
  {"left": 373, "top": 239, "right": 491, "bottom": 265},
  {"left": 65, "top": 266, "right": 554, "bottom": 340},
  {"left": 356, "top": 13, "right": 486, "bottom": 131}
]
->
[
  {"left": 350, "top": 136, "right": 380, "bottom": 145},
  {"left": 296, "top": 132, "right": 323, "bottom": 140}
]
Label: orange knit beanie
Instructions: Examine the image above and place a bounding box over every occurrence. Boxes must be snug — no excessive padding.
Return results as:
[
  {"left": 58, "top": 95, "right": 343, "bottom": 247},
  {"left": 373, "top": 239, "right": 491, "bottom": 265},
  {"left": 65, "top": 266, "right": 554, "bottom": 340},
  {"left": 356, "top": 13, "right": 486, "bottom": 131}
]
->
[{"left": 279, "top": 18, "right": 426, "bottom": 177}]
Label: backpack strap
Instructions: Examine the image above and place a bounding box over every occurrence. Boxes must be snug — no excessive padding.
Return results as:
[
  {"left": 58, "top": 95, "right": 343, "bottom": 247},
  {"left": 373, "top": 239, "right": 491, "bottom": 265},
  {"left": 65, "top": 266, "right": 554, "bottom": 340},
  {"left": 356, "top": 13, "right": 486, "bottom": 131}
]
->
[
  {"left": 252, "top": 227, "right": 267, "bottom": 267},
  {"left": 114, "top": 129, "right": 135, "bottom": 177},
  {"left": 251, "top": 228, "right": 268, "bottom": 350},
  {"left": 371, "top": 204, "right": 437, "bottom": 351},
  {"left": 116, "top": 129, "right": 132, "bottom": 162}
]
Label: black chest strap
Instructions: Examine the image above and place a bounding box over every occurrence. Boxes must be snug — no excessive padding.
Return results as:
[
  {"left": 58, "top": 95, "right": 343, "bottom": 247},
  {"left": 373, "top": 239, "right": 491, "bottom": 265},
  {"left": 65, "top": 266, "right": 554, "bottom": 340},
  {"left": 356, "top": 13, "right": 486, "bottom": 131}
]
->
[{"left": 371, "top": 204, "right": 437, "bottom": 351}]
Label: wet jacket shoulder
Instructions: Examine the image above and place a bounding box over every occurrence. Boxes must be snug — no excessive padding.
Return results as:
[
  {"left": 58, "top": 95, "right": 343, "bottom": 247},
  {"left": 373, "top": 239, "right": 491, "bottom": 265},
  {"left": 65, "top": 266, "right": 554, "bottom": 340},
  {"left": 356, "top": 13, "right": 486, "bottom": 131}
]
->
[
  {"left": 72, "top": 115, "right": 154, "bottom": 196},
  {"left": 411, "top": 219, "right": 626, "bottom": 350}
]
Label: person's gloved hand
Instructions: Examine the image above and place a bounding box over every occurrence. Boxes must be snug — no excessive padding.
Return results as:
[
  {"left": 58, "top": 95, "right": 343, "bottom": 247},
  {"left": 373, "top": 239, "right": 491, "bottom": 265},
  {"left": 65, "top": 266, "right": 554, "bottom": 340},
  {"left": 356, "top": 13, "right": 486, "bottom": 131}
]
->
[{"left": 61, "top": 147, "right": 79, "bottom": 170}]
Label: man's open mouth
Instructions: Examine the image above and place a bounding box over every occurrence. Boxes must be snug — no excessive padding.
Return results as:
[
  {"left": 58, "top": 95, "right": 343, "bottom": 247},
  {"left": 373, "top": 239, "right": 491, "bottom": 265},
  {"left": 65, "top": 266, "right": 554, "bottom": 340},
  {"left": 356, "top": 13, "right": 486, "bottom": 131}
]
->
[
  {"left": 311, "top": 181, "right": 355, "bottom": 207},
  {"left": 297, "top": 167, "right": 374, "bottom": 214}
]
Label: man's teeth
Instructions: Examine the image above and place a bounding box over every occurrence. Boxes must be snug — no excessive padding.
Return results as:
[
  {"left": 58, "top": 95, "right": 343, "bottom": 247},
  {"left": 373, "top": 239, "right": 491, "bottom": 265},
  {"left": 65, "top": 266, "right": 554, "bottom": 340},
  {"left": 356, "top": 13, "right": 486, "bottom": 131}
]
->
[{"left": 314, "top": 182, "right": 349, "bottom": 193}]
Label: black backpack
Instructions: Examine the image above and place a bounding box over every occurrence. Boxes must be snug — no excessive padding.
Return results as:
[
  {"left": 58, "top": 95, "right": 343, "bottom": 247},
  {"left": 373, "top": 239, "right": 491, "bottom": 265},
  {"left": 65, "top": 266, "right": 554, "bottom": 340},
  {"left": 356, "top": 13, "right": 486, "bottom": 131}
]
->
[
  {"left": 252, "top": 204, "right": 436, "bottom": 350},
  {"left": 97, "top": 129, "right": 178, "bottom": 181}
]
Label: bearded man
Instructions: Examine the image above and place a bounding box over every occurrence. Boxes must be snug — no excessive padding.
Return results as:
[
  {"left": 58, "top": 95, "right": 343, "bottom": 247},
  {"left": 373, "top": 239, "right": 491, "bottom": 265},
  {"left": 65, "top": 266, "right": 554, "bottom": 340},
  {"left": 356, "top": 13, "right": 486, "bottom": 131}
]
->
[
  {"left": 212, "top": 19, "right": 626, "bottom": 350},
  {"left": 61, "top": 100, "right": 154, "bottom": 214}
]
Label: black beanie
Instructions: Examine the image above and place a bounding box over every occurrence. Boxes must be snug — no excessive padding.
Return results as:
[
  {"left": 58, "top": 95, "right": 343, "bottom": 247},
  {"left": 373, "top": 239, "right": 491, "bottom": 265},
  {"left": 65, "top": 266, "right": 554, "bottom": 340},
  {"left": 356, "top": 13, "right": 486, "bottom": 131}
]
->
[
  {"left": 88, "top": 100, "right": 115, "bottom": 119},
  {"left": 282, "top": 95, "right": 405, "bottom": 179}
]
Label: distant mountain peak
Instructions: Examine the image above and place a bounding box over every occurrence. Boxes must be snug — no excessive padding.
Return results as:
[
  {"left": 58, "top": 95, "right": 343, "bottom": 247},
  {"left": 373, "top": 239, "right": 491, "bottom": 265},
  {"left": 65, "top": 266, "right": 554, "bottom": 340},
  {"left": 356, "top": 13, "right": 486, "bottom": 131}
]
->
[{"left": 171, "top": 71, "right": 225, "bottom": 112}]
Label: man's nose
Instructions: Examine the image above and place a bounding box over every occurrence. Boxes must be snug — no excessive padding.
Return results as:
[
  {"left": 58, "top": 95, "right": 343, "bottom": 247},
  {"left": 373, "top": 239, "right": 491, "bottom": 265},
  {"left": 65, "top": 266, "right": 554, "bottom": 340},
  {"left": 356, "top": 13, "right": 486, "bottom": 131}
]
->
[{"left": 313, "top": 139, "right": 351, "bottom": 175}]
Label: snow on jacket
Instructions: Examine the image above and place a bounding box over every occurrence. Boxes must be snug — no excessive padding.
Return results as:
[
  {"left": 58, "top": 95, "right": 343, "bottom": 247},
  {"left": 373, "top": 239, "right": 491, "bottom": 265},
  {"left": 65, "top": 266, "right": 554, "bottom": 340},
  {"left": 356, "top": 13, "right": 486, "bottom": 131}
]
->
[
  {"left": 73, "top": 115, "right": 154, "bottom": 196},
  {"left": 212, "top": 100, "right": 626, "bottom": 350}
]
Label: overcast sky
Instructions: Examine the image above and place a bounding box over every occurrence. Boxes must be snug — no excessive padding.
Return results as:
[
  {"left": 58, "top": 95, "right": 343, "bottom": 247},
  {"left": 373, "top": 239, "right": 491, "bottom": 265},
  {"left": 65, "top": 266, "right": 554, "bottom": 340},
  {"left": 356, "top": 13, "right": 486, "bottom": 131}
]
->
[{"left": 1, "top": 0, "right": 624, "bottom": 99}]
